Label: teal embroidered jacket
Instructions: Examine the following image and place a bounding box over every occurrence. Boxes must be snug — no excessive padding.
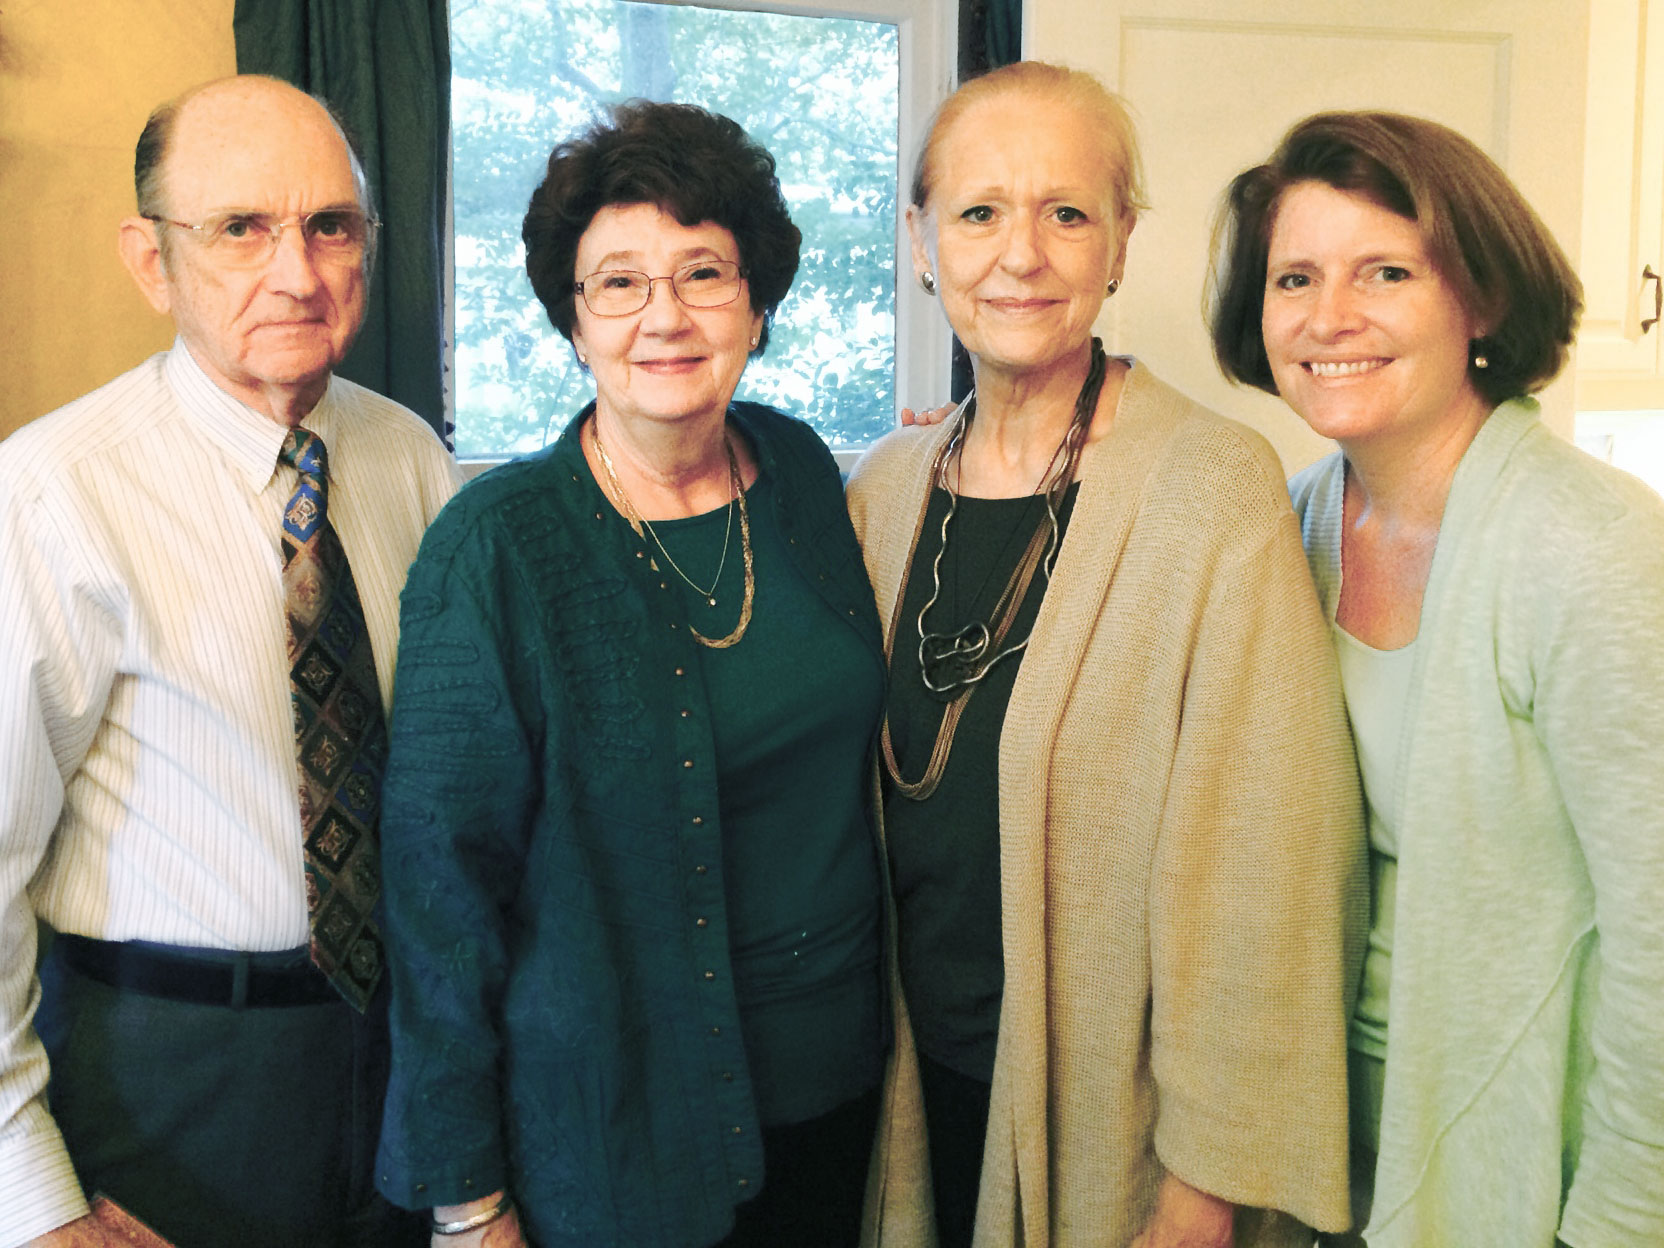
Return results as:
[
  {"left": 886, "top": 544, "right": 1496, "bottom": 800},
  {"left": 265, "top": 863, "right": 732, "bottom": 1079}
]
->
[{"left": 374, "top": 402, "right": 885, "bottom": 1247}]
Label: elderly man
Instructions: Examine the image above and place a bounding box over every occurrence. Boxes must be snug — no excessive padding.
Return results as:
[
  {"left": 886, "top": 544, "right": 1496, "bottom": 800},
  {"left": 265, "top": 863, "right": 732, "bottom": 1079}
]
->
[{"left": 0, "top": 76, "right": 461, "bottom": 1248}]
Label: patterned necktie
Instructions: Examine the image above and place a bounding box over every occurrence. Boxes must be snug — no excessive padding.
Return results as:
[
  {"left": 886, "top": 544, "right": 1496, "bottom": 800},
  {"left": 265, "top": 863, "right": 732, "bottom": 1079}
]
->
[{"left": 279, "top": 428, "right": 385, "bottom": 1011}]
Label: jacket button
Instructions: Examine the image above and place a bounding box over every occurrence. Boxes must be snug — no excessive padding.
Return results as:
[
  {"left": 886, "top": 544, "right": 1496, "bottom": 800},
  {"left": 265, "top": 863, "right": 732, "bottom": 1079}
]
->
[
  {"left": 680, "top": 709, "right": 691, "bottom": 718},
  {"left": 737, "top": 1178, "right": 750, "bottom": 1189},
  {"left": 695, "top": 864, "right": 707, "bottom": 874},
  {"left": 692, "top": 815, "right": 704, "bottom": 825},
  {"left": 696, "top": 917, "right": 708, "bottom": 927},
  {"left": 703, "top": 970, "right": 716, "bottom": 980},
  {"left": 722, "top": 1071, "right": 733, "bottom": 1081},
  {"left": 683, "top": 759, "right": 694, "bottom": 769},
  {"left": 594, "top": 512, "right": 604, "bottom": 521},
  {"left": 635, "top": 550, "right": 645, "bottom": 559},
  {"left": 711, "top": 1025, "right": 721, "bottom": 1036},
  {"left": 415, "top": 1183, "right": 427, "bottom": 1194},
  {"left": 732, "top": 1125, "right": 743, "bottom": 1135},
  {"left": 674, "top": 667, "right": 686, "bottom": 677}
]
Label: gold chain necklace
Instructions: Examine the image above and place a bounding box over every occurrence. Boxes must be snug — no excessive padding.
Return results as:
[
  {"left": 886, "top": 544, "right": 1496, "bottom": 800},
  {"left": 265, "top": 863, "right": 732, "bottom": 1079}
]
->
[{"left": 590, "top": 415, "right": 755, "bottom": 649}]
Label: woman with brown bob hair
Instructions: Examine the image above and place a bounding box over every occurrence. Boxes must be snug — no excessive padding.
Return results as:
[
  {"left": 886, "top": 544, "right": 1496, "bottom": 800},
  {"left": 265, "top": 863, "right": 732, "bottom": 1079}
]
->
[{"left": 1211, "top": 111, "right": 1664, "bottom": 1247}]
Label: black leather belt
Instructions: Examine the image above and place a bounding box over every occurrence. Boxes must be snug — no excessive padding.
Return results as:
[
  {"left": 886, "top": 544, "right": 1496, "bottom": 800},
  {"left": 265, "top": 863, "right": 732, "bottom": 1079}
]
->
[{"left": 54, "top": 933, "right": 341, "bottom": 1009}]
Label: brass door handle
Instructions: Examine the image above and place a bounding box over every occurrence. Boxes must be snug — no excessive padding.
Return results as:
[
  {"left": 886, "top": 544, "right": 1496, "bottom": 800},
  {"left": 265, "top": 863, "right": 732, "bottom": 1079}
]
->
[{"left": 1644, "top": 265, "right": 1662, "bottom": 333}]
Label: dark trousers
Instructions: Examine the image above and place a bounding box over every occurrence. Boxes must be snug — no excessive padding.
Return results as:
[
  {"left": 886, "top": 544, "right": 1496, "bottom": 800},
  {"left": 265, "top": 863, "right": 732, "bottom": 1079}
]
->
[
  {"left": 36, "top": 938, "right": 424, "bottom": 1248},
  {"left": 917, "top": 1052, "right": 993, "bottom": 1248},
  {"left": 713, "top": 1086, "right": 881, "bottom": 1248}
]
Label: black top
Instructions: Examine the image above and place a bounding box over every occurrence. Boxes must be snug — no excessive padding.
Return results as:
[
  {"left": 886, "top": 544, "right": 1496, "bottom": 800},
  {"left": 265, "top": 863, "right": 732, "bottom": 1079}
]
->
[{"left": 884, "top": 482, "right": 1079, "bottom": 1081}]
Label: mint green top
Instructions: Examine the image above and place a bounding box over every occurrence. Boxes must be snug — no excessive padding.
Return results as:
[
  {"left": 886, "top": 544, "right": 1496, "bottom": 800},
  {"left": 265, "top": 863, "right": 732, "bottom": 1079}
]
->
[{"left": 1331, "top": 625, "right": 1416, "bottom": 1066}]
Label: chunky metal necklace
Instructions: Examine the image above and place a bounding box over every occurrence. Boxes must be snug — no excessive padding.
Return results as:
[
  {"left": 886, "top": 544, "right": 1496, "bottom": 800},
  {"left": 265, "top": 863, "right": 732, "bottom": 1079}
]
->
[
  {"left": 590, "top": 415, "right": 755, "bottom": 649},
  {"left": 882, "top": 339, "right": 1107, "bottom": 800}
]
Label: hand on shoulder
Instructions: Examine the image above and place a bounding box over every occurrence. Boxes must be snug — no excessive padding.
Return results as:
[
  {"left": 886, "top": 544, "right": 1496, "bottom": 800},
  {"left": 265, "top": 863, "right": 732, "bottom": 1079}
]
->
[{"left": 899, "top": 401, "right": 956, "bottom": 427}]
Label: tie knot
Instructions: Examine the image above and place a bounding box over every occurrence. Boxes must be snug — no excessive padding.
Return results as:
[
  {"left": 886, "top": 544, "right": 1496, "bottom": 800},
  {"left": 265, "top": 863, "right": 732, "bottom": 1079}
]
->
[{"left": 280, "top": 427, "right": 330, "bottom": 481}]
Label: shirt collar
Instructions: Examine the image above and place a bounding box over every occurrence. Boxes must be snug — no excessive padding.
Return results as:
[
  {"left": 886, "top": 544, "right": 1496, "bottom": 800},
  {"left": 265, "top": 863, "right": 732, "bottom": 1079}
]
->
[{"left": 163, "top": 337, "right": 341, "bottom": 492}]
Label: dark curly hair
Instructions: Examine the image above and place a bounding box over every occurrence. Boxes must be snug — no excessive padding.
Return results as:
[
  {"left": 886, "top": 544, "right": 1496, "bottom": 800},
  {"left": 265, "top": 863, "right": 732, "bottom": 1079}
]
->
[
  {"left": 1208, "top": 110, "right": 1581, "bottom": 407},
  {"left": 523, "top": 100, "right": 801, "bottom": 355}
]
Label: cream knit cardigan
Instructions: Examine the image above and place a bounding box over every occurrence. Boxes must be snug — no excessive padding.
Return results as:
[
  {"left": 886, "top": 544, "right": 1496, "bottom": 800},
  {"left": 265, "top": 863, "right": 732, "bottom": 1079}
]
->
[{"left": 850, "top": 365, "right": 1367, "bottom": 1248}]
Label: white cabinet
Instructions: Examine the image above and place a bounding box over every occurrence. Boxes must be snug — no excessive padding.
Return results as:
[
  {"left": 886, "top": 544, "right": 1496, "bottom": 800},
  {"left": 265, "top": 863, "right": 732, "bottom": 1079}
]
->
[{"left": 1575, "top": 0, "right": 1664, "bottom": 410}]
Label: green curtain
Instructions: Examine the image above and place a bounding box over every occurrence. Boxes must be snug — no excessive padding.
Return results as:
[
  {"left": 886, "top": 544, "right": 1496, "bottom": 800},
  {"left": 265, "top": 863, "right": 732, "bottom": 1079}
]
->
[
  {"left": 983, "top": 0, "right": 1020, "bottom": 69},
  {"left": 233, "top": 0, "right": 451, "bottom": 446}
]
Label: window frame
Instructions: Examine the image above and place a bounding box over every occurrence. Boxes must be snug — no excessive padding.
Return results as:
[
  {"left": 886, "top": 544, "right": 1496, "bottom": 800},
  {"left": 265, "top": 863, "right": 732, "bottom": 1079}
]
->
[{"left": 445, "top": 0, "right": 958, "bottom": 476}]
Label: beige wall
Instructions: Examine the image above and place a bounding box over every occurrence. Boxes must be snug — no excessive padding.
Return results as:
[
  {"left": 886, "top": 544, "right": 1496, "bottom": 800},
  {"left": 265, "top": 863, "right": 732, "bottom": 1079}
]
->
[{"left": 0, "top": 0, "right": 234, "bottom": 439}]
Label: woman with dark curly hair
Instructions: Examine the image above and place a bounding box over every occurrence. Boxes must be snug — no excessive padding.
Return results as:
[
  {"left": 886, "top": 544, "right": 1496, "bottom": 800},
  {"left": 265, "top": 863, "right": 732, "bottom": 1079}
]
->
[
  {"left": 373, "top": 101, "right": 887, "bottom": 1248},
  {"left": 1211, "top": 111, "right": 1664, "bottom": 1248}
]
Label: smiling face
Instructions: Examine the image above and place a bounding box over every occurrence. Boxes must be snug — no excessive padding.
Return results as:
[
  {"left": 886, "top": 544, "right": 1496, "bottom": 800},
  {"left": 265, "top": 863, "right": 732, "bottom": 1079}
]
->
[
  {"left": 908, "top": 91, "right": 1131, "bottom": 384},
  {"left": 570, "top": 203, "right": 764, "bottom": 434},
  {"left": 1262, "top": 180, "right": 1488, "bottom": 450},
  {"left": 122, "top": 78, "right": 369, "bottom": 425}
]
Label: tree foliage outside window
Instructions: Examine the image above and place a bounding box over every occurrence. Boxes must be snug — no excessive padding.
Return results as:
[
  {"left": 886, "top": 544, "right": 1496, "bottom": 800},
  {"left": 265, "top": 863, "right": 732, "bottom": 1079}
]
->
[{"left": 451, "top": 0, "right": 901, "bottom": 458}]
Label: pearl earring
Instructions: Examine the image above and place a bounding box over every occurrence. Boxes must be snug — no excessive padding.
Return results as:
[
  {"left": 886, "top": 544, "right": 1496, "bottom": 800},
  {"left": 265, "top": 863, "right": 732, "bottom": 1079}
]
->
[
  {"left": 920, "top": 271, "right": 937, "bottom": 295},
  {"left": 1473, "top": 354, "right": 1489, "bottom": 369},
  {"left": 750, "top": 336, "right": 759, "bottom": 348},
  {"left": 1107, "top": 278, "right": 1120, "bottom": 296}
]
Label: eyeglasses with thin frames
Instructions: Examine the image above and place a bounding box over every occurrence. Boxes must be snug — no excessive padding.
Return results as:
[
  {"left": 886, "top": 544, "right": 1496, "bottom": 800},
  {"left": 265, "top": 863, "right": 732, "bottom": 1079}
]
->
[
  {"left": 143, "top": 209, "right": 379, "bottom": 268},
  {"left": 574, "top": 260, "right": 747, "bottom": 317}
]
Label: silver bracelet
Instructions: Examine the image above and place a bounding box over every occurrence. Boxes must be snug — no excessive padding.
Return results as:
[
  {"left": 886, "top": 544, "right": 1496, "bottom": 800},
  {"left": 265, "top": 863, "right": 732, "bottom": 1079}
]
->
[{"left": 432, "top": 1193, "right": 512, "bottom": 1236}]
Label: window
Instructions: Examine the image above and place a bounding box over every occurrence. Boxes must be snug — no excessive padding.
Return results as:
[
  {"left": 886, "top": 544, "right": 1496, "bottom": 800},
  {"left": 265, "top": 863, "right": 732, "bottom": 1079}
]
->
[{"left": 448, "top": 0, "right": 954, "bottom": 463}]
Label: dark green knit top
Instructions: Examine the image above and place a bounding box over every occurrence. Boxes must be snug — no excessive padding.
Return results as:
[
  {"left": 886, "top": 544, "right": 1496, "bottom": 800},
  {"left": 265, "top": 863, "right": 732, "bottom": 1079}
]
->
[{"left": 650, "top": 471, "right": 885, "bottom": 1125}]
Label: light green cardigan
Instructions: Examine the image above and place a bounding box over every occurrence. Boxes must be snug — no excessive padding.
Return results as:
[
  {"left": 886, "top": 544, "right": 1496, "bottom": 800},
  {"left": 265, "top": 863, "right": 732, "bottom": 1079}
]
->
[
  {"left": 852, "top": 364, "right": 1367, "bottom": 1247},
  {"left": 1289, "top": 399, "right": 1664, "bottom": 1248}
]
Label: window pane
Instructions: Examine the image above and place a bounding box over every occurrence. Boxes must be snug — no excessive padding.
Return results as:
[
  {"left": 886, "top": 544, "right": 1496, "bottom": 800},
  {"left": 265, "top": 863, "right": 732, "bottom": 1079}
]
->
[{"left": 451, "top": 0, "right": 900, "bottom": 457}]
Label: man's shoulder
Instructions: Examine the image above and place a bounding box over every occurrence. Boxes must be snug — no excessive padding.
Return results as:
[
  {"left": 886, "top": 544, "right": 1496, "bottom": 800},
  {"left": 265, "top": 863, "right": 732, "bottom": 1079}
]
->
[
  {"left": 0, "top": 354, "right": 175, "bottom": 497},
  {"left": 326, "top": 376, "right": 453, "bottom": 463}
]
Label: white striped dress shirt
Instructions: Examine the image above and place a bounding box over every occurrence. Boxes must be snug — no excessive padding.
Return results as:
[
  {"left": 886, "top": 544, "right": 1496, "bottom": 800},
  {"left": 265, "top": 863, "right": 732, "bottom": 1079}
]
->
[{"left": 0, "top": 341, "right": 461, "bottom": 1245}]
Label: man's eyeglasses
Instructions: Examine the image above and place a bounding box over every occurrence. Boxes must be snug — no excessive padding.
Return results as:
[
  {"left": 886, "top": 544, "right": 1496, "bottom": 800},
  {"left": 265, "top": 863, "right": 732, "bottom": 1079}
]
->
[
  {"left": 144, "top": 209, "right": 379, "bottom": 268},
  {"left": 574, "top": 260, "right": 747, "bottom": 317}
]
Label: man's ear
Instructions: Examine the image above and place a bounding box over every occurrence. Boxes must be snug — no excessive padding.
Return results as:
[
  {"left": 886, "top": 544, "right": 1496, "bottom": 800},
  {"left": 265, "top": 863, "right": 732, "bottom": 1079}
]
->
[{"left": 119, "top": 216, "right": 173, "bottom": 315}]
